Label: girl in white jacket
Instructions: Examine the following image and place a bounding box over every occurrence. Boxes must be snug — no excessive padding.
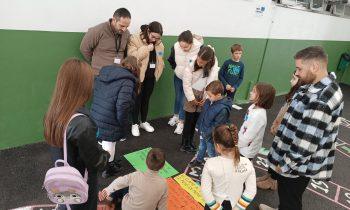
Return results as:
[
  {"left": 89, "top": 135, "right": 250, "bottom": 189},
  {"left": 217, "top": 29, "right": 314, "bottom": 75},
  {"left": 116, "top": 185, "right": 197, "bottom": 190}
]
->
[
  {"left": 167, "top": 30, "right": 203, "bottom": 135},
  {"left": 180, "top": 46, "right": 219, "bottom": 153},
  {"left": 238, "top": 82, "right": 276, "bottom": 160}
]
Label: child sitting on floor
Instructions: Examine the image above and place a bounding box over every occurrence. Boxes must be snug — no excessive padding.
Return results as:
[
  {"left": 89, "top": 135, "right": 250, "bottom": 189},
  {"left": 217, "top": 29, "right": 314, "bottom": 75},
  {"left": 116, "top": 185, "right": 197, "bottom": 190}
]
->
[{"left": 98, "top": 148, "right": 168, "bottom": 210}]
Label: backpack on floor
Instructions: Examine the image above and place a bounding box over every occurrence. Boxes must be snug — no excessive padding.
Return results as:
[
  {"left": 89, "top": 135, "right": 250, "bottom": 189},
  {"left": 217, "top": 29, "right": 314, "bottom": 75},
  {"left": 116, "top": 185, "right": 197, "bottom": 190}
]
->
[{"left": 43, "top": 113, "right": 89, "bottom": 207}]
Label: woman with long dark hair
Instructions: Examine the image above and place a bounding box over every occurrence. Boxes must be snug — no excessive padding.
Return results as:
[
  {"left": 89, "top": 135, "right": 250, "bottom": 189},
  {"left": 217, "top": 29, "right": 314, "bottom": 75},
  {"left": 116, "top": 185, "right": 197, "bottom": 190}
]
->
[
  {"left": 128, "top": 21, "right": 164, "bottom": 137},
  {"left": 181, "top": 46, "right": 219, "bottom": 153},
  {"left": 44, "top": 58, "right": 110, "bottom": 210}
]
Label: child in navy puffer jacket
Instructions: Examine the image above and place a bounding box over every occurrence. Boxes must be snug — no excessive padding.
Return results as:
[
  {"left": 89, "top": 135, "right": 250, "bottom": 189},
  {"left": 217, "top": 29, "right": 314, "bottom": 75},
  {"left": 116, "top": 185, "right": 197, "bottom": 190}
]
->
[{"left": 91, "top": 56, "right": 140, "bottom": 178}]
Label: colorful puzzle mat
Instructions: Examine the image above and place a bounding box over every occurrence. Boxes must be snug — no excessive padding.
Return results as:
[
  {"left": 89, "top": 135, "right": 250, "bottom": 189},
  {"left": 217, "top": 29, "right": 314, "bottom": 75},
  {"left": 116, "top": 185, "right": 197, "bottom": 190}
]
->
[
  {"left": 124, "top": 148, "right": 205, "bottom": 207},
  {"left": 174, "top": 173, "right": 205, "bottom": 206},
  {"left": 167, "top": 178, "right": 203, "bottom": 210},
  {"left": 124, "top": 147, "right": 179, "bottom": 178}
]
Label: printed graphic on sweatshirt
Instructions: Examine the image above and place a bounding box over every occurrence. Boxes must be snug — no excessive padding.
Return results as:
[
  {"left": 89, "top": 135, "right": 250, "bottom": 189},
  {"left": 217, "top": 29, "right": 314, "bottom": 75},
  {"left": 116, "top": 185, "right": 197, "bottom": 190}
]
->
[
  {"left": 227, "top": 64, "right": 241, "bottom": 76},
  {"left": 235, "top": 163, "right": 248, "bottom": 173},
  {"left": 243, "top": 109, "right": 250, "bottom": 122}
]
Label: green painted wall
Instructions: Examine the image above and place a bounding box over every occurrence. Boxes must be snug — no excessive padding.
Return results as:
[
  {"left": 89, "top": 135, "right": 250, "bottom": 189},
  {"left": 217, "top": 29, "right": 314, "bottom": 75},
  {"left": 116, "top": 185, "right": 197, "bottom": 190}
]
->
[
  {"left": 0, "top": 29, "right": 349, "bottom": 149},
  {"left": 259, "top": 39, "right": 350, "bottom": 91}
]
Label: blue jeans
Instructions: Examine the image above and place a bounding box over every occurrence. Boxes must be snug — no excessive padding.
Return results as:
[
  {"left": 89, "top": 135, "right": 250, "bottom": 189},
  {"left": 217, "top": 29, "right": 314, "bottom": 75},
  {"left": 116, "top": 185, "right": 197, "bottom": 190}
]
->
[
  {"left": 174, "top": 75, "right": 185, "bottom": 121},
  {"left": 196, "top": 136, "right": 216, "bottom": 162}
]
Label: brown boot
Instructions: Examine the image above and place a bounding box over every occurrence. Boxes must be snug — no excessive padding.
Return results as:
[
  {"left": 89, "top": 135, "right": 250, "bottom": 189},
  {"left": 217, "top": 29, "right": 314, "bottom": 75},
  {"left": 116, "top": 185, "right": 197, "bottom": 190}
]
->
[
  {"left": 256, "top": 173, "right": 270, "bottom": 182},
  {"left": 257, "top": 177, "right": 277, "bottom": 190},
  {"left": 270, "top": 179, "right": 278, "bottom": 191},
  {"left": 259, "top": 204, "right": 277, "bottom": 210}
]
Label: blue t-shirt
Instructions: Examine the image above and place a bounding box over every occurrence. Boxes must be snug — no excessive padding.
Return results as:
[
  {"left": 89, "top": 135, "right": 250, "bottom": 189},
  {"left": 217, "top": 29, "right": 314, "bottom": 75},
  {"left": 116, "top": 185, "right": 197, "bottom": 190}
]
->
[{"left": 218, "top": 59, "right": 244, "bottom": 89}]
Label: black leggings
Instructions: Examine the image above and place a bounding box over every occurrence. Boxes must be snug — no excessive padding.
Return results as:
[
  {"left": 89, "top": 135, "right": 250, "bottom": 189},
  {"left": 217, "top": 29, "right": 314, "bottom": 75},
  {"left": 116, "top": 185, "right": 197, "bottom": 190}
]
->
[
  {"left": 182, "top": 111, "right": 200, "bottom": 141},
  {"left": 132, "top": 76, "right": 155, "bottom": 124},
  {"left": 269, "top": 168, "right": 310, "bottom": 210},
  {"left": 268, "top": 167, "right": 278, "bottom": 180}
]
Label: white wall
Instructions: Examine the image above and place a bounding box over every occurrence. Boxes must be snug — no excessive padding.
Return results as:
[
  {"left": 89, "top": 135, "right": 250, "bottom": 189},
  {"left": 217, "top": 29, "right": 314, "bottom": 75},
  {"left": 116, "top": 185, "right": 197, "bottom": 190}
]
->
[
  {"left": 1, "top": 0, "right": 350, "bottom": 41},
  {"left": 270, "top": 6, "right": 350, "bottom": 41}
]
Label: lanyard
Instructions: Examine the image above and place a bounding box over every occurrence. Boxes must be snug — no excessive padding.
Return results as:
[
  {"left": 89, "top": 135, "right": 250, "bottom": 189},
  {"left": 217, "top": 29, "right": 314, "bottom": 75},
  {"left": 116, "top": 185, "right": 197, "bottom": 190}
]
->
[
  {"left": 115, "top": 33, "right": 122, "bottom": 55},
  {"left": 109, "top": 19, "right": 122, "bottom": 55}
]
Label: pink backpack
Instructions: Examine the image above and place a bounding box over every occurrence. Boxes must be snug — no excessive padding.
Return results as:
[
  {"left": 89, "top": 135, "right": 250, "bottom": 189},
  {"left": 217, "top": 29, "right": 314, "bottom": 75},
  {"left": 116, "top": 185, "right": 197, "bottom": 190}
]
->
[{"left": 43, "top": 113, "right": 89, "bottom": 208}]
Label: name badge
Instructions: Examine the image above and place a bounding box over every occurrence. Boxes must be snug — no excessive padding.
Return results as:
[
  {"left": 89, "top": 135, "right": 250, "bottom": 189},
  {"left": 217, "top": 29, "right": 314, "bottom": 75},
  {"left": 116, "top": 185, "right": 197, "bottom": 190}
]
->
[
  {"left": 114, "top": 58, "right": 121, "bottom": 64},
  {"left": 150, "top": 63, "right": 156, "bottom": 69}
]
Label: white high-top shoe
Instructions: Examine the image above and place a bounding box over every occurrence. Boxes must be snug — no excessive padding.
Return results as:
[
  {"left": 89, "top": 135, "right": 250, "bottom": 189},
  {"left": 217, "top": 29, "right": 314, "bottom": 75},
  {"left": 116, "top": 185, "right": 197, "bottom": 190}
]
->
[
  {"left": 131, "top": 124, "right": 140, "bottom": 137},
  {"left": 168, "top": 115, "right": 178, "bottom": 126},
  {"left": 140, "top": 122, "right": 155, "bottom": 132},
  {"left": 174, "top": 122, "right": 184, "bottom": 135}
]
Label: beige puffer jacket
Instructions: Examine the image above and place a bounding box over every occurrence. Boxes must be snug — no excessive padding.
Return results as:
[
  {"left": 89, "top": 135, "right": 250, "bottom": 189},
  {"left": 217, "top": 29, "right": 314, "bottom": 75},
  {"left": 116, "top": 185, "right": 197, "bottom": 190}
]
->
[{"left": 128, "top": 32, "right": 165, "bottom": 82}]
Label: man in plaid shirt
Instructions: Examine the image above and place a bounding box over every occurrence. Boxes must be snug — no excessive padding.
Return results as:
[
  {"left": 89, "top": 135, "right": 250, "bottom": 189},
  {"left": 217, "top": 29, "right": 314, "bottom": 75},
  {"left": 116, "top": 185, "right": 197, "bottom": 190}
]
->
[{"left": 260, "top": 46, "right": 344, "bottom": 210}]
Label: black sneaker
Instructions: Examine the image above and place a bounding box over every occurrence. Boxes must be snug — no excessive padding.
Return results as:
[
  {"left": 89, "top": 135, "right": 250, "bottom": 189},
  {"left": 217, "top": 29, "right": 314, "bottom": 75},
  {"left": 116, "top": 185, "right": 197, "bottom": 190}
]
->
[
  {"left": 102, "top": 161, "right": 122, "bottom": 178},
  {"left": 189, "top": 159, "right": 204, "bottom": 167},
  {"left": 189, "top": 143, "right": 196, "bottom": 151},
  {"left": 179, "top": 145, "right": 187, "bottom": 152},
  {"left": 180, "top": 146, "right": 196, "bottom": 154}
]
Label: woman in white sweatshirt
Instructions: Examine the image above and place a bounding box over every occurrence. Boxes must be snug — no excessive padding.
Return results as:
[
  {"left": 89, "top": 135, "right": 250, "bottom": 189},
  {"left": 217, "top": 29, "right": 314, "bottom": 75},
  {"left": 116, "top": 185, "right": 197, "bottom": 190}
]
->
[
  {"left": 238, "top": 82, "right": 276, "bottom": 160},
  {"left": 167, "top": 30, "right": 204, "bottom": 135},
  {"left": 180, "top": 46, "right": 219, "bottom": 153},
  {"left": 201, "top": 124, "right": 256, "bottom": 210}
]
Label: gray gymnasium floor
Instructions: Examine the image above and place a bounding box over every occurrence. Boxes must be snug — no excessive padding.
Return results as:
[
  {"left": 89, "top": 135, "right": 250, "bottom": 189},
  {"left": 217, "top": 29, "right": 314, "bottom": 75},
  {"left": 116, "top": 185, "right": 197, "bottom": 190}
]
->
[{"left": 1, "top": 84, "right": 349, "bottom": 210}]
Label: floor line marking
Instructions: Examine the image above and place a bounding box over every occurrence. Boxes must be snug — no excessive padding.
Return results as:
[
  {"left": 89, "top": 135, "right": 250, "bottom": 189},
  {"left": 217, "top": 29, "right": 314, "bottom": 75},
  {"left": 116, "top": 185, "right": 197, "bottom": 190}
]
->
[
  {"left": 306, "top": 188, "right": 350, "bottom": 210},
  {"left": 253, "top": 164, "right": 350, "bottom": 210},
  {"left": 329, "top": 181, "right": 350, "bottom": 192},
  {"left": 336, "top": 148, "right": 350, "bottom": 158},
  {"left": 335, "top": 185, "right": 341, "bottom": 202},
  {"left": 337, "top": 137, "right": 350, "bottom": 145}
]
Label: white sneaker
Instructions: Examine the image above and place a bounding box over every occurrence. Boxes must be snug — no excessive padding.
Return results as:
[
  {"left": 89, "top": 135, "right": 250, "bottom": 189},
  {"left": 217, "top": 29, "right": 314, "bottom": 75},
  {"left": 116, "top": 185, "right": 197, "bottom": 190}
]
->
[
  {"left": 174, "top": 122, "right": 184, "bottom": 135},
  {"left": 131, "top": 124, "right": 140, "bottom": 137},
  {"left": 168, "top": 115, "right": 178, "bottom": 126},
  {"left": 259, "top": 204, "right": 277, "bottom": 210},
  {"left": 140, "top": 122, "right": 155, "bottom": 133}
]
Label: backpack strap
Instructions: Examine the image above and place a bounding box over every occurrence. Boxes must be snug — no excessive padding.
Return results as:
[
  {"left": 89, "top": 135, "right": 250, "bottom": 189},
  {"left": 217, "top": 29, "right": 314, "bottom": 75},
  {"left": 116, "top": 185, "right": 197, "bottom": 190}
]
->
[
  {"left": 63, "top": 113, "right": 89, "bottom": 182},
  {"left": 63, "top": 113, "right": 85, "bottom": 163}
]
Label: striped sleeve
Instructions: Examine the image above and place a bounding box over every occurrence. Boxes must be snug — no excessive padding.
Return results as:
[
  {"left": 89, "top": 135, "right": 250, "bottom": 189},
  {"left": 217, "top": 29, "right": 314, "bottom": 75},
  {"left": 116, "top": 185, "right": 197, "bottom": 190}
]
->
[
  {"left": 236, "top": 195, "right": 253, "bottom": 210},
  {"left": 207, "top": 201, "right": 220, "bottom": 210}
]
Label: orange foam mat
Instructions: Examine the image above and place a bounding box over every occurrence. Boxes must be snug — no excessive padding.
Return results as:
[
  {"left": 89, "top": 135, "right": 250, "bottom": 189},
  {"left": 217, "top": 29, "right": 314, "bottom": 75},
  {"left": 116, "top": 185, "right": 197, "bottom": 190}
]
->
[{"left": 167, "top": 178, "right": 203, "bottom": 210}]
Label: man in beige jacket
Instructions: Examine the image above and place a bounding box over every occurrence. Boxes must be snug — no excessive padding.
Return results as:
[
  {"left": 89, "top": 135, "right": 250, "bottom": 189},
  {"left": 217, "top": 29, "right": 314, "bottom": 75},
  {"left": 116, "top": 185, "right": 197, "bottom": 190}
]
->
[{"left": 80, "top": 8, "right": 131, "bottom": 75}]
